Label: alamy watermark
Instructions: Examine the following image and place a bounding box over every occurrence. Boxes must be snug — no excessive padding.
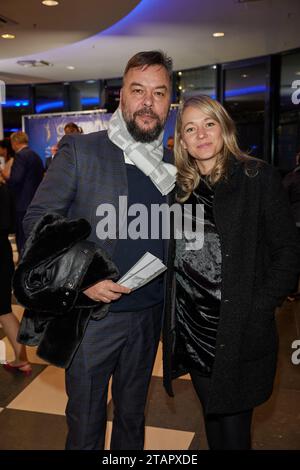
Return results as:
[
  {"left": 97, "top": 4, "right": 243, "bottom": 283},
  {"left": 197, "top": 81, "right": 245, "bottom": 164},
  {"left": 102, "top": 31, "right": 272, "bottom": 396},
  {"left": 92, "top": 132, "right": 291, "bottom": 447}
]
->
[
  {"left": 0, "top": 80, "right": 6, "bottom": 105},
  {"left": 95, "top": 196, "right": 204, "bottom": 250},
  {"left": 290, "top": 83, "right": 300, "bottom": 364},
  {"left": 291, "top": 339, "right": 300, "bottom": 365},
  {"left": 291, "top": 80, "right": 300, "bottom": 105}
]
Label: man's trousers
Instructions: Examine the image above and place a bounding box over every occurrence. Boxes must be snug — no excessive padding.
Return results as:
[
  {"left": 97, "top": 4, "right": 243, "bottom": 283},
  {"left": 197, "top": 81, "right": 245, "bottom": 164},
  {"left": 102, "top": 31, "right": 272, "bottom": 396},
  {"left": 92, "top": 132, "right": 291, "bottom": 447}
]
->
[{"left": 65, "top": 303, "right": 162, "bottom": 450}]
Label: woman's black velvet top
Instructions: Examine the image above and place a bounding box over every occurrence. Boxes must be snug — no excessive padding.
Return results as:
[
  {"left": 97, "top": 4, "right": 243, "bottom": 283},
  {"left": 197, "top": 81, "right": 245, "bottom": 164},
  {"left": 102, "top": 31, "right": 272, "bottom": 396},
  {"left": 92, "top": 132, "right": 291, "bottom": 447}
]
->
[{"left": 174, "top": 177, "right": 222, "bottom": 376}]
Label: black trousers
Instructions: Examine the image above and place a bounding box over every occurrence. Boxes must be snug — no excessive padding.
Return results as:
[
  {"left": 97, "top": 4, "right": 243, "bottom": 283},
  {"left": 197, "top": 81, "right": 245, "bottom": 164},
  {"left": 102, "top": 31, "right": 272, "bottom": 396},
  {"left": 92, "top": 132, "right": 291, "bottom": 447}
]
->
[
  {"left": 190, "top": 370, "right": 253, "bottom": 450},
  {"left": 65, "top": 304, "right": 162, "bottom": 450}
]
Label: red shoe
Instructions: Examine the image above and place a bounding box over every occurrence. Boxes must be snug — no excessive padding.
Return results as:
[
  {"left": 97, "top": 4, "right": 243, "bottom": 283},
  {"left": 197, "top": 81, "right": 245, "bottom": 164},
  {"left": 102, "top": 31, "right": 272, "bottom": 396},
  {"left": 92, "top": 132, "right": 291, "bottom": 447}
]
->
[{"left": 3, "top": 362, "right": 32, "bottom": 376}]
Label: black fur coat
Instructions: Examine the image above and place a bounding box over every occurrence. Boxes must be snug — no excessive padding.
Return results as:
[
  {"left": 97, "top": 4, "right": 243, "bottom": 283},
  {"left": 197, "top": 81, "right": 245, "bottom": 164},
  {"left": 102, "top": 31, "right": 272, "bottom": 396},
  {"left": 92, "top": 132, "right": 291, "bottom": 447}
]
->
[{"left": 13, "top": 213, "right": 119, "bottom": 368}]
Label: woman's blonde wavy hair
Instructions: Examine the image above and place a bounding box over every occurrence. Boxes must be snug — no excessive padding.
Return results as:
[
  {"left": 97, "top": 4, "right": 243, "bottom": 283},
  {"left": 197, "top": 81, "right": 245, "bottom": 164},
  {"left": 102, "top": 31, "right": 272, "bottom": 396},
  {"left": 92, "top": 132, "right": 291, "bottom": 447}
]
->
[{"left": 175, "top": 95, "right": 246, "bottom": 201}]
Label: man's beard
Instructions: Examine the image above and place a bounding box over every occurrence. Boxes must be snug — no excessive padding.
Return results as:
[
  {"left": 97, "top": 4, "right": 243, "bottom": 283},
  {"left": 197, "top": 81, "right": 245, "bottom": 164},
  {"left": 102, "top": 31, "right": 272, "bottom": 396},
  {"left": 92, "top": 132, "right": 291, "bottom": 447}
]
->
[{"left": 124, "top": 109, "right": 165, "bottom": 143}]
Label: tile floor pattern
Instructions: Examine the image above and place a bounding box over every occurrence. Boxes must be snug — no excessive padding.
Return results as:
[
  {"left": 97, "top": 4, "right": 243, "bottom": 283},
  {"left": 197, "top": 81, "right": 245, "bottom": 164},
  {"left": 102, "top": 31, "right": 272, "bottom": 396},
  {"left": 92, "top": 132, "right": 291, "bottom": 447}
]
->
[{"left": 0, "top": 241, "right": 299, "bottom": 449}]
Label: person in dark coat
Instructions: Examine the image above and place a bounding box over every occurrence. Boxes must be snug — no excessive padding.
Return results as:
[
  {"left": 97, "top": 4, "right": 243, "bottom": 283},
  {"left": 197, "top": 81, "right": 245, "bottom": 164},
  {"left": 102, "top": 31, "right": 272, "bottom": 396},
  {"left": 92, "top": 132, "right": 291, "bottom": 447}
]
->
[
  {"left": 0, "top": 181, "right": 32, "bottom": 375},
  {"left": 23, "top": 51, "right": 175, "bottom": 450},
  {"left": 6, "top": 131, "right": 44, "bottom": 255},
  {"left": 162, "top": 96, "right": 300, "bottom": 450}
]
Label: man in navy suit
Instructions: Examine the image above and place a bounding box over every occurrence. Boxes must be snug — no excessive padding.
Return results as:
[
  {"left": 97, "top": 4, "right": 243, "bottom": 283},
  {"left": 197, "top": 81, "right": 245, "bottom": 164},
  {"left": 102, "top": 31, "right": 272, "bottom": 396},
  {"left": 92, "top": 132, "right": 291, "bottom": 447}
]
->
[
  {"left": 23, "top": 50, "right": 175, "bottom": 450},
  {"left": 6, "top": 131, "right": 44, "bottom": 254}
]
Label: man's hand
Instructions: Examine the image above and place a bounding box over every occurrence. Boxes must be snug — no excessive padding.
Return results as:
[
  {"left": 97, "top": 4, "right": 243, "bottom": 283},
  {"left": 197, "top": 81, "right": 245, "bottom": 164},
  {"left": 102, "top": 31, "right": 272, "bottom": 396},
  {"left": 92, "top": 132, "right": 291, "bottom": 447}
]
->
[{"left": 83, "top": 280, "right": 131, "bottom": 303}]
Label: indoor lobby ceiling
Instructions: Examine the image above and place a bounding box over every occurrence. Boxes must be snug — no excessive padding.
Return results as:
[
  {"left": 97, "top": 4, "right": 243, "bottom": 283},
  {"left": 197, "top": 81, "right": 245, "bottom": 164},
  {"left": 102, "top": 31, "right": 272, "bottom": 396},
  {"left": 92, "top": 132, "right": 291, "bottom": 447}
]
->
[{"left": 0, "top": 0, "right": 299, "bottom": 84}]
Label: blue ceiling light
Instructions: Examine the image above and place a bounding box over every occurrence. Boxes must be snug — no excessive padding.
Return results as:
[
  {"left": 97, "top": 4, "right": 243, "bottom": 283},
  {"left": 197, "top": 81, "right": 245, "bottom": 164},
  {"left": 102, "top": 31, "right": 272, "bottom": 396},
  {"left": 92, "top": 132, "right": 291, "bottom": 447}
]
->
[
  {"left": 35, "top": 97, "right": 100, "bottom": 113},
  {"left": 225, "top": 85, "right": 267, "bottom": 98},
  {"left": 2, "top": 99, "right": 30, "bottom": 107},
  {"left": 36, "top": 100, "right": 64, "bottom": 113},
  {"left": 81, "top": 97, "right": 100, "bottom": 106},
  {"left": 100, "top": 0, "right": 150, "bottom": 36},
  {"left": 188, "top": 85, "right": 267, "bottom": 100}
]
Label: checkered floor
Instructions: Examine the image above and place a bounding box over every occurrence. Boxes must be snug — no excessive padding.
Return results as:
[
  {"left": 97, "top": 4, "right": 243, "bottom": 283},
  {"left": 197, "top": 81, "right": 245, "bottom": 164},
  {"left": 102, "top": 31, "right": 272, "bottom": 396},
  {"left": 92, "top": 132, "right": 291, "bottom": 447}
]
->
[{"left": 0, "top": 240, "right": 300, "bottom": 450}]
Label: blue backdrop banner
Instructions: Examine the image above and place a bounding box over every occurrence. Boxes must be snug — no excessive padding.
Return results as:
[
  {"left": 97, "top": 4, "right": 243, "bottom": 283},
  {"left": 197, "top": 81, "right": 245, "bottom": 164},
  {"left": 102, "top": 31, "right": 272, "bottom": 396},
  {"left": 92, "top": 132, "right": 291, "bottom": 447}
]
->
[
  {"left": 23, "top": 109, "right": 177, "bottom": 166},
  {"left": 23, "top": 111, "right": 111, "bottom": 164}
]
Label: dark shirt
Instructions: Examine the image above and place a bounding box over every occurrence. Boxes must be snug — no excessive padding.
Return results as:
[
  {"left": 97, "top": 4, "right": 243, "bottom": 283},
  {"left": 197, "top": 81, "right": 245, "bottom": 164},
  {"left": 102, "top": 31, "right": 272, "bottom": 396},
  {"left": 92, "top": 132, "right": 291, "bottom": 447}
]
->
[
  {"left": 174, "top": 178, "right": 221, "bottom": 376},
  {"left": 109, "top": 164, "right": 165, "bottom": 312}
]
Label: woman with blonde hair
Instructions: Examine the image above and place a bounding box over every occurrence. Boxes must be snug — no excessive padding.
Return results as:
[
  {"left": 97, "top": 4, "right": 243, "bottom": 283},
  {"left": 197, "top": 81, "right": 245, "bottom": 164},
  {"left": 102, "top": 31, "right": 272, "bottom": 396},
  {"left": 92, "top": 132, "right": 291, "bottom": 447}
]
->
[{"left": 163, "top": 96, "right": 299, "bottom": 449}]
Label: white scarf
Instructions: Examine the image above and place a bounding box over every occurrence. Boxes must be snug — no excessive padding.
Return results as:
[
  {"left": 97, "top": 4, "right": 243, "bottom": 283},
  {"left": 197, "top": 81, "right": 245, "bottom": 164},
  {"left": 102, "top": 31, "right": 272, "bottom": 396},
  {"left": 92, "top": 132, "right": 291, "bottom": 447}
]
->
[{"left": 107, "top": 108, "right": 176, "bottom": 195}]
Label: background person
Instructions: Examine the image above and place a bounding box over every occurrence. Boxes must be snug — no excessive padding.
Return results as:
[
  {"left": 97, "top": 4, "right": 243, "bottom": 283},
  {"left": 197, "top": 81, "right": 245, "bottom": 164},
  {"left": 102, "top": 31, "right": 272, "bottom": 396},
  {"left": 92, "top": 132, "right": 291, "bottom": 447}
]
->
[
  {"left": 0, "top": 178, "right": 31, "bottom": 375},
  {"left": 0, "top": 139, "right": 15, "bottom": 184},
  {"left": 166, "top": 135, "right": 174, "bottom": 150},
  {"left": 4, "top": 131, "right": 44, "bottom": 255},
  {"left": 64, "top": 122, "right": 83, "bottom": 135},
  {"left": 45, "top": 143, "right": 59, "bottom": 171}
]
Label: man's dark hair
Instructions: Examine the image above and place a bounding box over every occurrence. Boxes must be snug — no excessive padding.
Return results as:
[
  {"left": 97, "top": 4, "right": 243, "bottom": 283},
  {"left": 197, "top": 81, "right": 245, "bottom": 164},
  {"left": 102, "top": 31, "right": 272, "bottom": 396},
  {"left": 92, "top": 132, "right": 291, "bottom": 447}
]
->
[
  {"left": 0, "top": 138, "right": 14, "bottom": 157},
  {"left": 64, "top": 122, "right": 83, "bottom": 134},
  {"left": 123, "top": 50, "right": 173, "bottom": 82}
]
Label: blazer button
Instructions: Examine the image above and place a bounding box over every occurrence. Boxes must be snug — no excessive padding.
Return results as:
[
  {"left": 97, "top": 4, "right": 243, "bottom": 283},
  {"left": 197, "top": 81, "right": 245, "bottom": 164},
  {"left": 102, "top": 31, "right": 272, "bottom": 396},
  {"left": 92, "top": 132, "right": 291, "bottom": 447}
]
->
[
  {"left": 62, "top": 301, "right": 67, "bottom": 306},
  {"left": 225, "top": 253, "right": 229, "bottom": 257},
  {"left": 65, "top": 291, "right": 70, "bottom": 296},
  {"left": 224, "top": 299, "right": 230, "bottom": 303}
]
